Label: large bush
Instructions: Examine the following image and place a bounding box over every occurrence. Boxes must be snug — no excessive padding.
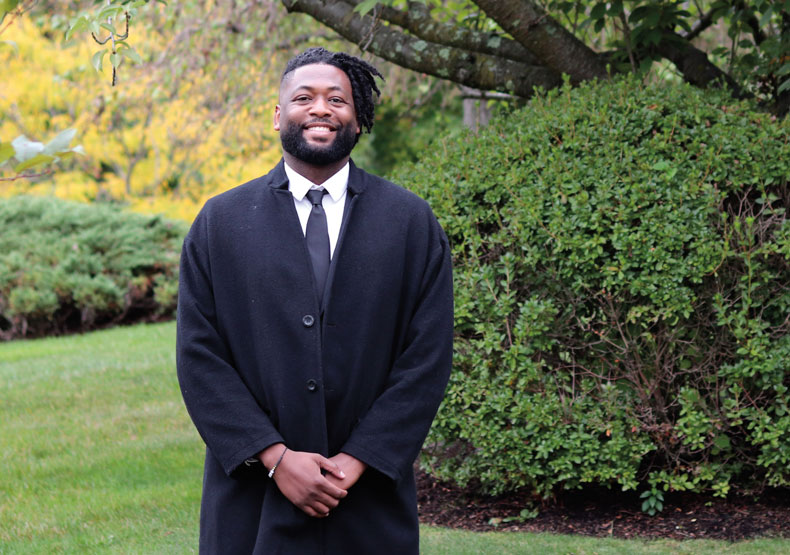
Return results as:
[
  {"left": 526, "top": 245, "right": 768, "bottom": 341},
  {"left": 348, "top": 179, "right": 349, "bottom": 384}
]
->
[
  {"left": 397, "top": 78, "right": 790, "bottom": 500},
  {"left": 0, "top": 196, "right": 187, "bottom": 339}
]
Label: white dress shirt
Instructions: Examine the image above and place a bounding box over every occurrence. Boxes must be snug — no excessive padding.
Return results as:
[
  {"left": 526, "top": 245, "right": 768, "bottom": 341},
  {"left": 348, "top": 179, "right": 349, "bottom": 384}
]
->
[{"left": 284, "top": 161, "right": 349, "bottom": 260}]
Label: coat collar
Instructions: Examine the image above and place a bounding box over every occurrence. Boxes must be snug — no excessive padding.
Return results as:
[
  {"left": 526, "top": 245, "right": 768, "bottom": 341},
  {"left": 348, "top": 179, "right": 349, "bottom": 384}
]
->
[{"left": 268, "top": 158, "right": 367, "bottom": 195}]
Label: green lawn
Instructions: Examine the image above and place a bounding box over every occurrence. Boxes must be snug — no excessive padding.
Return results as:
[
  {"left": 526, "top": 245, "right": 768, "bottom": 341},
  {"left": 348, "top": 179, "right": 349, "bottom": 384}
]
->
[
  {"left": 0, "top": 323, "right": 199, "bottom": 553},
  {"left": 1, "top": 322, "right": 787, "bottom": 553}
]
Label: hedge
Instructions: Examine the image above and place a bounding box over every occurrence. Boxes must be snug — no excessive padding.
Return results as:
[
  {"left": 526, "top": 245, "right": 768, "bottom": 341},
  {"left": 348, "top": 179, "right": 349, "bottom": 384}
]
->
[
  {"left": 395, "top": 77, "right": 790, "bottom": 501},
  {"left": 0, "top": 196, "right": 187, "bottom": 339}
]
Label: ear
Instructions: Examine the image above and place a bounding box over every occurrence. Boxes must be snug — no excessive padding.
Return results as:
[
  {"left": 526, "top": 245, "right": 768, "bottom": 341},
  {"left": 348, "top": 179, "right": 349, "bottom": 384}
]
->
[{"left": 274, "top": 105, "right": 281, "bottom": 131}]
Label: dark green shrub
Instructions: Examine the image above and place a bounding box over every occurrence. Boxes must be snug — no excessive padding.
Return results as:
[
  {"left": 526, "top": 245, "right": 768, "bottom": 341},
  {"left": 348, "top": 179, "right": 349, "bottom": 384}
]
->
[
  {"left": 0, "top": 196, "right": 187, "bottom": 339},
  {"left": 396, "top": 77, "right": 790, "bottom": 500}
]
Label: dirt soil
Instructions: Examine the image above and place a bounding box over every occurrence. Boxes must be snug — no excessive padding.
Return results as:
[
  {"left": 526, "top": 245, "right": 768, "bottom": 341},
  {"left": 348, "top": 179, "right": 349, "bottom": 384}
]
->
[{"left": 416, "top": 469, "right": 790, "bottom": 540}]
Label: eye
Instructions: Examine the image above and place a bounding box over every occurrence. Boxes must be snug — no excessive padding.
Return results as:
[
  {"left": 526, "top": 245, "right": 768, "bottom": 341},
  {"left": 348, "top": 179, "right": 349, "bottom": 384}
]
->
[
  {"left": 329, "top": 97, "right": 347, "bottom": 104},
  {"left": 293, "top": 95, "right": 311, "bottom": 102}
]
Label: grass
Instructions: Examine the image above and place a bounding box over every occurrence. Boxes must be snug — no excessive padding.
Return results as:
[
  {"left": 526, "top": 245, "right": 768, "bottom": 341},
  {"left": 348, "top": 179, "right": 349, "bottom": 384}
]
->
[
  {"left": 420, "top": 527, "right": 790, "bottom": 554},
  {"left": 1, "top": 322, "right": 788, "bottom": 553},
  {"left": 0, "top": 323, "right": 199, "bottom": 553}
]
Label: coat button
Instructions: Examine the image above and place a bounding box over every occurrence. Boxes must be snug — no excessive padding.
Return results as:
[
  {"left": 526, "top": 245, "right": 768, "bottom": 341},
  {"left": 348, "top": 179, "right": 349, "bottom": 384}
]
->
[
  {"left": 302, "top": 314, "right": 315, "bottom": 327},
  {"left": 306, "top": 379, "right": 317, "bottom": 391}
]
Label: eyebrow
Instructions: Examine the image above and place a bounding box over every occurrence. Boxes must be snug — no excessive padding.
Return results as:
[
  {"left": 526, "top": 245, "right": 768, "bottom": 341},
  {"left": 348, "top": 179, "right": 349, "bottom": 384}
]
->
[{"left": 292, "top": 85, "right": 346, "bottom": 94}]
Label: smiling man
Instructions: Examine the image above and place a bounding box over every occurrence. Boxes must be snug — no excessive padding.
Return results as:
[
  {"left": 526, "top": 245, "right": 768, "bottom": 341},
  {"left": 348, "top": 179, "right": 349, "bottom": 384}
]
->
[{"left": 176, "top": 48, "right": 454, "bottom": 554}]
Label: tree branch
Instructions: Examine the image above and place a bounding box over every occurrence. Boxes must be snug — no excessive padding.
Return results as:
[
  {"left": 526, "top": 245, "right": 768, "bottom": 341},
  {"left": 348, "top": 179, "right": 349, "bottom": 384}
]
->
[
  {"left": 734, "top": 1, "right": 767, "bottom": 45},
  {"left": 473, "top": 0, "right": 609, "bottom": 82},
  {"left": 0, "top": 0, "right": 38, "bottom": 36},
  {"left": 345, "top": 0, "right": 540, "bottom": 66},
  {"left": 281, "top": 0, "right": 561, "bottom": 98},
  {"left": 684, "top": 8, "right": 717, "bottom": 42},
  {"left": 655, "top": 32, "right": 743, "bottom": 96},
  {"left": 0, "top": 169, "right": 53, "bottom": 182},
  {"left": 274, "top": 31, "right": 335, "bottom": 51}
]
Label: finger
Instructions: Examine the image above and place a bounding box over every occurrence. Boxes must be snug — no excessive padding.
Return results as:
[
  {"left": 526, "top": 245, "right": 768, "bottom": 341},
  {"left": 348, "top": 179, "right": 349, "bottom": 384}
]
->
[
  {"left": 302, "top": 506, "right": 324, "bottom": 518},
  {"left": 319, "top": 481, "right": 347, "bottom": 500},
  {"left": 318, "top": 457, "right": 346, "bottom": 480},
  {"left": 317, "top": 493, "right": 341, "bottom": 509},
  {"left": 307, "top": 488, "right": 343, "bottom": 509},
  {"left": 324, "top": 474, "right": 345, "bottom": 490},
  {"left": 310, "top": 501, "right": 333, "bottom": 517}
]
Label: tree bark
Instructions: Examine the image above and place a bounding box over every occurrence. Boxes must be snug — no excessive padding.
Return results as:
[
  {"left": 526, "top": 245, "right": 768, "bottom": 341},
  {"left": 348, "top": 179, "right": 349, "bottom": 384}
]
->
[
  {"left": 281, "top": 0, "right": 561, "bottom": 97},
  {"left": 473, "top": 0, "right": 609, "bottom": 82},
  {"left": 363, "top": 0, "right": 540, "bottom": 66},
  {"left": 282, "top": 0, "right": 744, "bottom": 104},
  {"left": 655, "top": 33, "right": 742, "bottom": 95}
]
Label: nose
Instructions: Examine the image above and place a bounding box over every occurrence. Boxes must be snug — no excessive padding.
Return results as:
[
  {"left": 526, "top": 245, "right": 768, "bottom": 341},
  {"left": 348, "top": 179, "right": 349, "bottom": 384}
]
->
[{"left": 308, "top": 96, "right": 332, "bottom": 118}]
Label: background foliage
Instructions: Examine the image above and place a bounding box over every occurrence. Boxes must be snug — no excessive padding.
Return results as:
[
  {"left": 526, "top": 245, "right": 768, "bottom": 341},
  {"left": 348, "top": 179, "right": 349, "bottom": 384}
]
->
[
  {"left": 401, "top": 76, "right": 790, "bottom": 501},
  {"left": 0, "top": 3, "right": 464, "bottom": 215},
  {"left": 0, "top": 195, "right": 186, "bottom": 339},
  {"left": 0, "top": 15, "right": 282, "bottom": 220}
]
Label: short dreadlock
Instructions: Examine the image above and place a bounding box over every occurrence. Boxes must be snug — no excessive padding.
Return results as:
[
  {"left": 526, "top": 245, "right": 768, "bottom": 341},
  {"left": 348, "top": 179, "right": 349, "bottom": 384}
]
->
[{"left": 282, "top": 47, "right": 383, "bottom": 135}]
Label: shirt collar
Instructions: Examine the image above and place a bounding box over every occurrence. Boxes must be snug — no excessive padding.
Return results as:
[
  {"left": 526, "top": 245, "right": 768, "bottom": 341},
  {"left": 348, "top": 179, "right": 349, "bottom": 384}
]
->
[{"left": 284, "top": 161, "right": 349, "bottom": 203}]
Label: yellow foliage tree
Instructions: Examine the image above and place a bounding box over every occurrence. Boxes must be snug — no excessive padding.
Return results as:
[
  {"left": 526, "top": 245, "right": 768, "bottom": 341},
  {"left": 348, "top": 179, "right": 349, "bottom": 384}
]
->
[{"left": 0, "top": 15, "right": 282, "bottom": 221}]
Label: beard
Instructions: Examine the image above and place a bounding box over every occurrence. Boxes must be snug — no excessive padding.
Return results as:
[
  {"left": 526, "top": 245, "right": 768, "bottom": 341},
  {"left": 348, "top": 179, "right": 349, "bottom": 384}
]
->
[{"left": 280, "top": 120, "right": 358, "bottom": 166}]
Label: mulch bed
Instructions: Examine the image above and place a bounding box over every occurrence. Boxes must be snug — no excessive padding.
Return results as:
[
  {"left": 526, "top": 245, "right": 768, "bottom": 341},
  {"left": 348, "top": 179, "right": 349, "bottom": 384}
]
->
[{"left": 416, "top": 469, "right": 790, "bottom": 540}]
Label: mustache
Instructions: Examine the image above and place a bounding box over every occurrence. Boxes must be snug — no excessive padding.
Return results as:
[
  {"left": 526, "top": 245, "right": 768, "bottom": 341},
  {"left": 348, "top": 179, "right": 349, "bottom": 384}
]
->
[{"left": 302, "top": 119, "right": 338, "bottom": 129}]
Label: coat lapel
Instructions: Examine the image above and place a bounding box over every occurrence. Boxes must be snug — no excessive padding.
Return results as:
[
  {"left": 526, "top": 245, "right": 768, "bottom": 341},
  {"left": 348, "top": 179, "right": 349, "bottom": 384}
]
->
[
  {"left": 268, "top": 159, "right": 368, "bottom": 315},
  {"left": 321, "top": 160, "right": 367, "bottom": 316},
  {"left": 264, "top": 161, "right": 323, "bottom": 308}
]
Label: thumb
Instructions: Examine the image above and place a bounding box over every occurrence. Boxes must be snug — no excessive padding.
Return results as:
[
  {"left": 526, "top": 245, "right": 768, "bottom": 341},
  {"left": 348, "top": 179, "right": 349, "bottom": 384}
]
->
[{"left": 318, "top": 457, "right": 346, "bottom": 479}]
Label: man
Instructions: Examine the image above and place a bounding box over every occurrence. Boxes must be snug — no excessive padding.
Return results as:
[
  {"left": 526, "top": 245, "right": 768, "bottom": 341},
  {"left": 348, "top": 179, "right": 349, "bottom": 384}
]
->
[{"left": 176, "top": 47, "right": 454, "bottom": 554}]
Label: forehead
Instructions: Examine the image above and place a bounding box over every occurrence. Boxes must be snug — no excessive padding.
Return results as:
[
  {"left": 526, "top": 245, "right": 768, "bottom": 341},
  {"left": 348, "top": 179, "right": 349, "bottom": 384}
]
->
[{"left": 280, "top": 63, "right": 353, "bottom": 98}]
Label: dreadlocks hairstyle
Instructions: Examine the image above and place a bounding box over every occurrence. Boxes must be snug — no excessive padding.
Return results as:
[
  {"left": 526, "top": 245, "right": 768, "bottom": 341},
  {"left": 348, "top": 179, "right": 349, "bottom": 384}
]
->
[{"left": 282, "top": 47, "right": 383, "bottom": 135}]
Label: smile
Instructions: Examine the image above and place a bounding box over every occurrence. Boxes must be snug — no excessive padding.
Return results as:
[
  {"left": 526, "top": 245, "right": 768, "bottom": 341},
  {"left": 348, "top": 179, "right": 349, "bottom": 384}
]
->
[{"left": 303, "top": 121, "right": 338, "bottom": 133}]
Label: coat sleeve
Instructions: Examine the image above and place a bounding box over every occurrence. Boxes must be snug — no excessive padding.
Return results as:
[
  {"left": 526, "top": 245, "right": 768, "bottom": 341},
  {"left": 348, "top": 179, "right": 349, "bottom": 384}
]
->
[
  {"left": 176, "top": 211, "right": 283, "bottom": 476},
  {"left": 340, "top": 217, "right": 454, "bottom": 482}
]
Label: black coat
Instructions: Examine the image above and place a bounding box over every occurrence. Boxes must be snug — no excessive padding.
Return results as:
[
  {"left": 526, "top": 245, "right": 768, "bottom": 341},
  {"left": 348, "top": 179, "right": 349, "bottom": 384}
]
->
[{"left": 176, "top": 160, "right": 453, "bottom": 554}]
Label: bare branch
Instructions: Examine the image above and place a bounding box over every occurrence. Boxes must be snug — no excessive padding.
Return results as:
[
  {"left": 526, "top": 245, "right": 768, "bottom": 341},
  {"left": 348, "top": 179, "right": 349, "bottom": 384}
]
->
[
  {"left": 0, "top": 169, "right": 54, "bottom": 182},
  {"left": 275, "top": 31, "right": 335, "bottom": 50},
  {"left": 0, "top": 0, "right": 39, "bottom": 36}
]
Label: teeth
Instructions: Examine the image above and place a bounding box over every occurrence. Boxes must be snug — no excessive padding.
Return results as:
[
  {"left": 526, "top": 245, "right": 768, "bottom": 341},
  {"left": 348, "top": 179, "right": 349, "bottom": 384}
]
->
[{"left": 308, "top": 126, "right": 331, "bottom": 132}]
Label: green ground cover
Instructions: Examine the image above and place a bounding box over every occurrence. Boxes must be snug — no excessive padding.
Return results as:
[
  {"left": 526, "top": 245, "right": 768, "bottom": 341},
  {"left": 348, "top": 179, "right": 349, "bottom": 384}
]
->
[{"left": 1, "top": 322, "right": 788, "bottom": 553}]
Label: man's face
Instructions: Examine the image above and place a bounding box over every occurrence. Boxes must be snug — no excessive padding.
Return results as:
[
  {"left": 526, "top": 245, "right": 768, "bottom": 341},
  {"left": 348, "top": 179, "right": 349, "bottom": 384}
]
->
[{"left": 275, "top": 63, "right": 361, "bottom": 166}]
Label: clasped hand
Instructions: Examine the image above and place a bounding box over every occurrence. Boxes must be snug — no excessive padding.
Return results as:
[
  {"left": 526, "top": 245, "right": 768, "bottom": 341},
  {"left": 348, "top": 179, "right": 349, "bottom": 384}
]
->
[{"left": 259, "top": 445, "right": 367, "bottom": 518}]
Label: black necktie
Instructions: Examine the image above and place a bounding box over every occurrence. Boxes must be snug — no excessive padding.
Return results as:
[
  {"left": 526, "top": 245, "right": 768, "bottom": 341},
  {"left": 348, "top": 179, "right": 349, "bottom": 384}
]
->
[{"left": 305, "top": 189, "right": 330, "bottom": 305}]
